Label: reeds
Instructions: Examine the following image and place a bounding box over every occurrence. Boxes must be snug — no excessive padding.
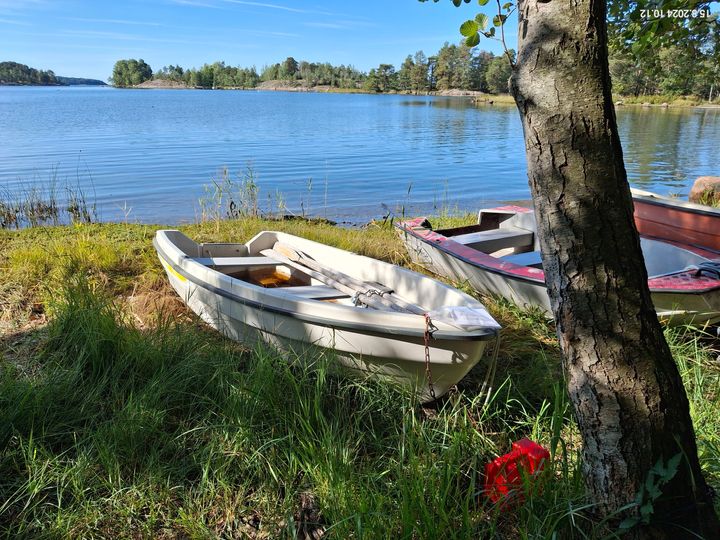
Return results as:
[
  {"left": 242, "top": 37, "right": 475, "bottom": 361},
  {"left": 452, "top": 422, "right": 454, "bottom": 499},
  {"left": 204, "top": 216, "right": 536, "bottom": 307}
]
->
[{"left": 0, "top": 170, "right": 96, "bottom": 229}]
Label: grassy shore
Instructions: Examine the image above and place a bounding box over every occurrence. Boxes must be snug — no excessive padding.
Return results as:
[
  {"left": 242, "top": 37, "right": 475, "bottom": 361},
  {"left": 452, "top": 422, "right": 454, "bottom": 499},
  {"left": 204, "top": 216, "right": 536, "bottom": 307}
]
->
[{"left": 1, "top": 217, "right": 718, "bottom": 538}]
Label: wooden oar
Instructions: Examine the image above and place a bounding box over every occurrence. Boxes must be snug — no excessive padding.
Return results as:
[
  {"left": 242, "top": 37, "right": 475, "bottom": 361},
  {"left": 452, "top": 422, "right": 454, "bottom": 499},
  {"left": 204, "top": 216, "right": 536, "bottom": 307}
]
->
[
  {"left": 259, "top": 248, "right": 407, "bottom": 313},
  {"left": 271, "top": 242, "right": 427, "bottom": 315}
]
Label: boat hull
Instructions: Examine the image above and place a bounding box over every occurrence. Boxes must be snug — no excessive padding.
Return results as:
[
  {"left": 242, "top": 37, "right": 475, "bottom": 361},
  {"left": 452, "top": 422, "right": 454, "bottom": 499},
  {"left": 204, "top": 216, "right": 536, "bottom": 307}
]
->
[
  {"left": 155, "top": 231, "right": 498, "bottom": 402},
  {"left": 632, "top": 189, "right": 720, "bottom": 252}
]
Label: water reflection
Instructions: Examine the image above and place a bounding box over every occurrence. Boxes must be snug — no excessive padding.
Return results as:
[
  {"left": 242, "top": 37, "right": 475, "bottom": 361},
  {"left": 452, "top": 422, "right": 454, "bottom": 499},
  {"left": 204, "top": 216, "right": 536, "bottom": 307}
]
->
[
  {"left": 0, "top": 87, "right": 718, "bottom": 224},
  {"left": 618, "top": 107, "right": 720, "bottom": 195}
]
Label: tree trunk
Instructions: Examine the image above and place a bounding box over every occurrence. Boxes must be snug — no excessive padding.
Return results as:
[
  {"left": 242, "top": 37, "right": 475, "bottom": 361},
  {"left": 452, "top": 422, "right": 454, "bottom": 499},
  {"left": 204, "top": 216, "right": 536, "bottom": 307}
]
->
[{"left": 509, "top": 0, "right": 719, "bottom": 536}]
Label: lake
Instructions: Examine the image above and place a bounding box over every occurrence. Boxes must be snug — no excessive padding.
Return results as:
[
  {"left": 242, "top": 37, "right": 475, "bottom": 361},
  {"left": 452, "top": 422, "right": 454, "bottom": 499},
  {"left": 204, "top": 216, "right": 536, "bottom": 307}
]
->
[{"left": 1, "top": 86, "right": 718, "bottom": 225}]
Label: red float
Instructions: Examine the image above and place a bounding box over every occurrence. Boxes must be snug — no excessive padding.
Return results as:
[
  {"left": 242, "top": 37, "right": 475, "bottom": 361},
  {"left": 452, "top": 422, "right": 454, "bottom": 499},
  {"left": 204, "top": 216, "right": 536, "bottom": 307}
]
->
[{"left": 484, "top": 438, "right": 550, "bottom": 503}]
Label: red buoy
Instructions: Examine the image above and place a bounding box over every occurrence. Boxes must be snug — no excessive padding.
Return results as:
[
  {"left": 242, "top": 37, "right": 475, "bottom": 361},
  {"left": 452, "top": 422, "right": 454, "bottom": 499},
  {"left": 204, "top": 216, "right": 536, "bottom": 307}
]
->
[{"left": 484, "top": 438, "right": 550, "bottom": 503}]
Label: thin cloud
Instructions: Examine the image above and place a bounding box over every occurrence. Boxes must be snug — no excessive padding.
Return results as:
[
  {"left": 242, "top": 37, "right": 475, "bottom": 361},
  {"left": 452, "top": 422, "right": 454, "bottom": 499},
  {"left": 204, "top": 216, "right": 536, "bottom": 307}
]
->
[
  {"left": 171, "top": 0, "right": 338, "bottom": 16},
  {"left": 0, "top": 0, "right": 45, "bottom": 15},
  {"left": 304, "top": 22, "right": 346, "bottom": 30},
  {"left": 220, "top": 0, "right": 309, "bottom": 13},
  {"left": 0, "top": 17, "right": 31, "bottom": 25},
  {"left": 243, "top": 29, "right": 300, "bottom": 38},
  {"left": 0, "top": 0, "right": 44, "bottom": 8},
  {"left": 63, "top": 17, "right": 163, "bottom": 27},
  {"left": 58, "top": 29, "right": 205, "bottom": 45},
  {"left": 170, "top": 0, "right": 221, "bottom": 7}
]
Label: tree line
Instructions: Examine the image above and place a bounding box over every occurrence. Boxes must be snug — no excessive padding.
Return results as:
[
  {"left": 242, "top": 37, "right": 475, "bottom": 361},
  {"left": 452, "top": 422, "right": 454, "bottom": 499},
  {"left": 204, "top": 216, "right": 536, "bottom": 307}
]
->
[
  {"left": 109, "top": 42, "right": 516, "bottom": 94},
  {"left": 0, "top": 61, "right": 59, "bottom": 85},
  {"left": 110, "top": 20, "right": 719, "bottom": 99},
  {"left": 0, "top": 61, "right": 106, "bottom": 86},
  {"left": 608, "top": 6, "right": 720, "bottom": 99}
]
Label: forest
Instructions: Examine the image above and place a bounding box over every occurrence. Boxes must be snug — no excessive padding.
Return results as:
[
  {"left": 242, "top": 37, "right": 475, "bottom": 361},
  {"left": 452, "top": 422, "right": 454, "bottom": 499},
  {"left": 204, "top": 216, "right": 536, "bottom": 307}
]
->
[
  {"left": 0, "top": 61, "right": 60, "bottom": 85},
  {"left": 0, "top": 61, "right": 105, "bottom": 86},
  {"left": 111, "top": 21, "right": 718, "bottom": 99}
]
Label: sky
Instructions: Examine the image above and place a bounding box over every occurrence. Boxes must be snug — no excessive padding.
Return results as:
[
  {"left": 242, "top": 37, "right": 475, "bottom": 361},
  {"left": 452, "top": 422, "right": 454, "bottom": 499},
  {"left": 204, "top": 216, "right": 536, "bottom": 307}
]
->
[{"left": 0, "top": 0, "right": 517, "bottom": 80}]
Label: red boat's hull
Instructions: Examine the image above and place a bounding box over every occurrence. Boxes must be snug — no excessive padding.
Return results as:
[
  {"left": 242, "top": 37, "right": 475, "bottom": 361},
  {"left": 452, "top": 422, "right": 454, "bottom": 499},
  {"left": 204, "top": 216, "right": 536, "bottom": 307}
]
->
[{"left": 632, "top": 189, "right": 720, "bottom": 253}]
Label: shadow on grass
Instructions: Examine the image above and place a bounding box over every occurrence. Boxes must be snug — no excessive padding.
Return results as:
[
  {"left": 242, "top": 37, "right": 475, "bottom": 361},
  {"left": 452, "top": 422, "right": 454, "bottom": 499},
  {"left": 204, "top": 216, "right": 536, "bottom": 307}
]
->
[{"left": 0, "top": 274, "right": 595, "bottom": 539}]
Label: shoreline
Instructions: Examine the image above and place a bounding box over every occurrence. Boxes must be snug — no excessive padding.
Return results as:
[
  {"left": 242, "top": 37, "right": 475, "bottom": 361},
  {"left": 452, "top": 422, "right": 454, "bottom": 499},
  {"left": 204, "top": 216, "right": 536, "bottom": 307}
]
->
[
  {"left": 6, "top": 81, "right": 718, "bottom": 108},
  {"left": 123, "top": 82, "right": 720, "bottom": 108}
]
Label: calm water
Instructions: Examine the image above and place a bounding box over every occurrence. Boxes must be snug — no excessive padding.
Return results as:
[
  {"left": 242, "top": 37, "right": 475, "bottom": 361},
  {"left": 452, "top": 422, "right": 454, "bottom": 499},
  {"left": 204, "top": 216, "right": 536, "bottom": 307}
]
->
[{"left": 1, "top": 86, "right": 718, "bottom": 224}]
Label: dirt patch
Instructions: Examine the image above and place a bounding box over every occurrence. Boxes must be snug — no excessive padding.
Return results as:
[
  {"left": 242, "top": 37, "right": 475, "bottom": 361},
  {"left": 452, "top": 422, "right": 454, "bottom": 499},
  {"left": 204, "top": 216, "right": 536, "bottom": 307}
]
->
[{"left": 125, "top": 291, "right": 190, "bottom": 328}]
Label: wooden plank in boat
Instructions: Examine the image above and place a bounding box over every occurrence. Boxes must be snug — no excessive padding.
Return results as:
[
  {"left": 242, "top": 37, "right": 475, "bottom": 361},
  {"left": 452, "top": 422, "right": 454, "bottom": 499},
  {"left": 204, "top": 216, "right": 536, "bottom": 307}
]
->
[{"left": 451, "top": 227, "right": 533, "bottom": 252}]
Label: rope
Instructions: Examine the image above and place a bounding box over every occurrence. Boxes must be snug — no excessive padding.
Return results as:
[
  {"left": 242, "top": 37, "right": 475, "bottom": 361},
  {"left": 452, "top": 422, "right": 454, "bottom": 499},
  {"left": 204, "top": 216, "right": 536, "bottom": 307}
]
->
[{"left": 694, "top": 260, "right": 720, "bottom": 280}]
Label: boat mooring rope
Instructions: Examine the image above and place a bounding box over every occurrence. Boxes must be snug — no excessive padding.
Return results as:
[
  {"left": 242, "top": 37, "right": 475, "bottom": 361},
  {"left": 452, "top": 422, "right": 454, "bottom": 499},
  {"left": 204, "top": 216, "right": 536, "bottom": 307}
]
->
[{"left": 694, "top": 260, "right": 720, "bottom": 280}]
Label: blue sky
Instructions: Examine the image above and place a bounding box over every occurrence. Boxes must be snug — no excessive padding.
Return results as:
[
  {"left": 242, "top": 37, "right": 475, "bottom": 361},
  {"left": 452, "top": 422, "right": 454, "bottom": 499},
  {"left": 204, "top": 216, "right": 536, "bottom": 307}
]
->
[{"left": 0, "top": 0, "right": 517, "bottom": 80}]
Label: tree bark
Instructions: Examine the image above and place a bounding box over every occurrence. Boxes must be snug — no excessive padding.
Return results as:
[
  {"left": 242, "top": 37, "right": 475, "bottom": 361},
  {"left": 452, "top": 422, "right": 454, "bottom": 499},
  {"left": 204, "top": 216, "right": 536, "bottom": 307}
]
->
[{"left": 509, "top": 0, "right": 719, "bottom": 536}]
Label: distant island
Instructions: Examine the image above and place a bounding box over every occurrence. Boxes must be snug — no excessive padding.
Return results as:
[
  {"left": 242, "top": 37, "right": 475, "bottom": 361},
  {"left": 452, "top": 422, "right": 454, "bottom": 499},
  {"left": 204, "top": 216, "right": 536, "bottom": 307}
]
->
[{"left": 0, "top": 61, "right": 106, "bottom": 86}]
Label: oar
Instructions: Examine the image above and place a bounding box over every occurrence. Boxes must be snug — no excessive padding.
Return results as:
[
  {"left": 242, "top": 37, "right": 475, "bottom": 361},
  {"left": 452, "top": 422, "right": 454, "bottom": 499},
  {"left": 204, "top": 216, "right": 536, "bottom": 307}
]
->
[
  {"left": 271, "top": 242, "right": 427, "bottom": 315},
  {"left": 259, "top": 248, "right": 407, "bottom": 313}
]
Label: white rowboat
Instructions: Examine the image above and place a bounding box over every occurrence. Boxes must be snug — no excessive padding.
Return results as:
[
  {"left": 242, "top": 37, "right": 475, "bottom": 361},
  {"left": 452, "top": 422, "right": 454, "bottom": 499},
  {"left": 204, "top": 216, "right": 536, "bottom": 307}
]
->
[{"left": 154, "top": 230, "right": 501, "bottom": 401}]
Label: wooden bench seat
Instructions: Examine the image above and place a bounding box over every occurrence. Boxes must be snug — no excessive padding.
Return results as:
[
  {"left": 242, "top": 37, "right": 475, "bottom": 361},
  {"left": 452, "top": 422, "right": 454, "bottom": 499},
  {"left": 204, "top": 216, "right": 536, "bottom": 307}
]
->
[{"left": 451, "top": 227, "right": 534, "bottom": 253}]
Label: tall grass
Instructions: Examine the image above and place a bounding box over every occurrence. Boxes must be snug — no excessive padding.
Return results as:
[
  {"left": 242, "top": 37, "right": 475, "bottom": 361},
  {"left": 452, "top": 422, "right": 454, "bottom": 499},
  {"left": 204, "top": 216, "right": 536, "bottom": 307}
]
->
[
  {"left": 1, "top": 219, "right": 718, "bottom": 536},
  {"left": 0, "top": 271, "right": 597, "bottom": 538}
]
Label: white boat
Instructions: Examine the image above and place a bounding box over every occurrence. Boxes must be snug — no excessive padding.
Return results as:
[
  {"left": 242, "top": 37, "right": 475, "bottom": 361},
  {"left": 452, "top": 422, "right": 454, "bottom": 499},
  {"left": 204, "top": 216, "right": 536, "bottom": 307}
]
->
[
  {"left": 154, "top": 229, "right": 501, "bottom": 401},
  {"left": 398, "top": 206, "right": 720, "bottom": 326}
]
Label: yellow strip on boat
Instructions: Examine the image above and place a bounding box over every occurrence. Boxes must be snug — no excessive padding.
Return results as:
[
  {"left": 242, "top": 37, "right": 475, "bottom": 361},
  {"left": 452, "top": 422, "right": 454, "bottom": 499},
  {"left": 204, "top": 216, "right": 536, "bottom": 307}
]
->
[{"left": 160, "top": 258, "right": 187, "bottom": 282}]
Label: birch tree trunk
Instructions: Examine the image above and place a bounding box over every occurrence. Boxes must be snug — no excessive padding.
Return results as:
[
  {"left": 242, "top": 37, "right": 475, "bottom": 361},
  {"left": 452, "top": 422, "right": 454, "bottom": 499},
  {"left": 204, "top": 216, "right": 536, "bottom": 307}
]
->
[{"left": 509, "top": 0, "right": 719, "bottom": 536}]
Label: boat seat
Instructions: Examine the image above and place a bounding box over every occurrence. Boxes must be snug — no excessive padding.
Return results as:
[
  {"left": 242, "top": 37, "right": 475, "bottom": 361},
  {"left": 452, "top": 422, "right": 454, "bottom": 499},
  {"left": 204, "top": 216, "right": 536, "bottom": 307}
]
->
[
  {"left": 501, "top": 251, "right": 543, "bottom": 267},
  {"left": 193, "top": 256, "right": 281, "bottom": 268},
  {"left": 452, "top": 227, "right": 534, "bottom": 253},
  {"left": 284, "top": 285, "right": 348, "bottom": 300}
]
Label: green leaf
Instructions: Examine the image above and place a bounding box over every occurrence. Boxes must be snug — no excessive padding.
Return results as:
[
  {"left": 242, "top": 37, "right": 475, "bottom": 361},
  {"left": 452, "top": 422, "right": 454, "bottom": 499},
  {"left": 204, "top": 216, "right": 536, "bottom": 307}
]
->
[
  {"left": 474, "top": 13, "right": 488, "bottom": 30},
  {"left": 486, "top": 27, "right": 496, "bottom": 37},
  {"left": 502, "top": 2, "right": 513, "bottom": 9},
  {"left": 665, "top": 453, "right": 682, "bottom": 480},
  {"left": 493, "top": 14, "right": 506, "bottom": 26},
  {"left": 452, "top": 0, "right": 463, "bottom": 6},
  {"left": 619, "top": 516, "right": 640, "bottom": 531},
  {"left": 465, "top": 33, "right": 480, "bottom": 47},
  {"left": 460, "top": 19, "right": 479, "bottom": 37},
  {"left": 640, "top": 502, "right": 654, "bottom": 521},
  {"left": 478, "top": 0, "right": 490, "bottom": 5}
]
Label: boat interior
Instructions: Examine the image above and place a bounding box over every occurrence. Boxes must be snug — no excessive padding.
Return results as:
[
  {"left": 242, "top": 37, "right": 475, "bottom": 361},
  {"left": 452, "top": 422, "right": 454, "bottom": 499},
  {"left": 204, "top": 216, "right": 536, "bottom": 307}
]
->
[{"left": 163, "top": 231, "right": 368, "bottom": 306}]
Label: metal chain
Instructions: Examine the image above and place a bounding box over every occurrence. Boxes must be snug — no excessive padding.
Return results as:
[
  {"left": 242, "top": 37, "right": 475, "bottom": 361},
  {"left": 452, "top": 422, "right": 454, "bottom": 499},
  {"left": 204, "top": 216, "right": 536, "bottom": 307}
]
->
[
  {"left": 424, "top": 313, "right": 436, "bottom": 400},
  {"left": 351, "top": 288, "right": 386, "bottom": 307}
]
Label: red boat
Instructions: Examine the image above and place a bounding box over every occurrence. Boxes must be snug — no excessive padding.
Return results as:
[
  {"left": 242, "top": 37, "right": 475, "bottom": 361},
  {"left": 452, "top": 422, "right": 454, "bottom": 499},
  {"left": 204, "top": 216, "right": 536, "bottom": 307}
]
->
[{"left": 631, "top": 188, "right": 720, "bottom": 253}]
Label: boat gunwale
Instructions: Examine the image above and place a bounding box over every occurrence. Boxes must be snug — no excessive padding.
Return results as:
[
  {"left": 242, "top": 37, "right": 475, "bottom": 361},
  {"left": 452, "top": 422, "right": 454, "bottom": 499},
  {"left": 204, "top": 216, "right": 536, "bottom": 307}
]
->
[
  {"left": 153, "top": 236, "right": 499, "bottom": 342},
  {"left": 631, "top": 189, "right": 720, "bottom": 218}
]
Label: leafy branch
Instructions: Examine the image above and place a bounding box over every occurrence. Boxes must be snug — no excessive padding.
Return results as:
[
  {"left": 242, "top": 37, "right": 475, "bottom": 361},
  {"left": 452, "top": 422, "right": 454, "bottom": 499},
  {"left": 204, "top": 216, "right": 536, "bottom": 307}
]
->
[{"left": 420, "top": 0, "right": 517, "bottom": 67}]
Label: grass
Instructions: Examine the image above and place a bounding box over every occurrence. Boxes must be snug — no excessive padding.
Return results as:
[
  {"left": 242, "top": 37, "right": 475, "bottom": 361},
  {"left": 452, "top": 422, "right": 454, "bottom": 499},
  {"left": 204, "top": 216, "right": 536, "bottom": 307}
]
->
[
  {"left": 613, "top": 94, "right": 712, "bottom": 107},
  {"left": 0, "top": 217, "right": 718, "bottom": 537},
  {"left": 695, "top": 188, "right": 720, "bottom": 208}
]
